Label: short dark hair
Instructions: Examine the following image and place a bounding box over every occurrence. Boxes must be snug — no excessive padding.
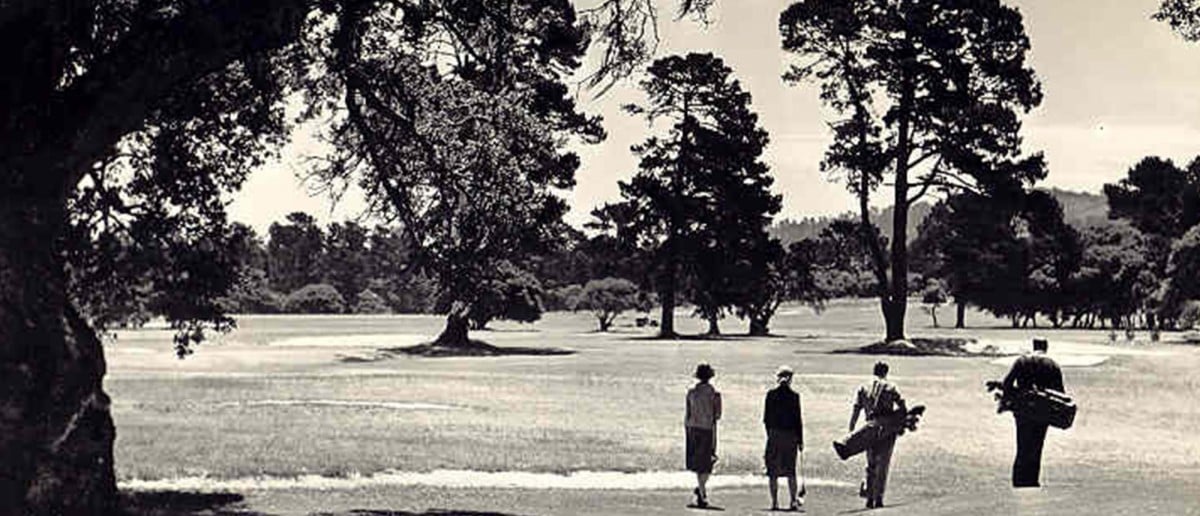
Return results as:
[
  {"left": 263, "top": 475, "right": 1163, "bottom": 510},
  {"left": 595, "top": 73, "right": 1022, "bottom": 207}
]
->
[
  {"left": 873, "top": 361, "right": 889, "bottom": 377},
  {"left": 1033, "top": 338, "right": 1048, "bottom": 351},
  {"left": 694, "top": 363, "right": 715, "bottom": 381}
]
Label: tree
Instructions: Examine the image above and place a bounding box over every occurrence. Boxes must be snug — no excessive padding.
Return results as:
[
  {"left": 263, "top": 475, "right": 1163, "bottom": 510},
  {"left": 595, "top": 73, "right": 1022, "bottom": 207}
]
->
[
  {"left": 780, "top": 0, "right": 1045, "bottom": 341},
  {"left": 267, "top": 212, "right": 325, "bottom": 294},
  {"left": 921, "top": 278, "right": 947, "bottom": 328},
  {"left": 1103, "top": 156, "right": 1200, "bottom": 240},
  {"left": 575, "top": 278, "right": 644, "bottom": 331},
  {"left": 322, "top": 221, "right": 370, "bottom": 306},
  {"left": 284, "top": 283, "right": 347, "bottom": 314},
  {"left": 812, "top": 220, "right": 887, "bottom": 298},
  {"left": 353, "top": 289, "right": 391, "bottom": 314},
  {"left": 619, "top": 52, "right": 773, "bottom": 337},
  {"left": 463, "top": 266, "right": 545, "bottom": 330},
  {"left": 737, "top": 238, "right": 827, "bottom": 336},
  {"left": 0, "top": 1, "right": 712, "bottom": 511}
]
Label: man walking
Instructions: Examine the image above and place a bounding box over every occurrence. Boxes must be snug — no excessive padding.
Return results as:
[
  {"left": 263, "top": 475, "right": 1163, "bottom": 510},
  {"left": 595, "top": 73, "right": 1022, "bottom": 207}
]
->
[
  {"left": 848, "top": 361, "right": 906, "bottom": 509},
  {"left": 763, "top": 365, "right": 804, "bottom": 511},
  {"left": 1002, "top": 337, "right": 1064, "bottom": 487}
]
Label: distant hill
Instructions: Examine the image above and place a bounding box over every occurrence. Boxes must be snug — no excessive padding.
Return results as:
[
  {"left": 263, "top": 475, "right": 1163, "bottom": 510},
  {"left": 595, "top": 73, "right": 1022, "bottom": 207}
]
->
[
  {"left": 770, "top": 188, "right": 1111, "bottom": 246},
  {"left": 770, "top": 202, "right": 932, "bottom": 246},
  {"left": 1042, "top": 187, "right": 1110, "bottom": 230}
]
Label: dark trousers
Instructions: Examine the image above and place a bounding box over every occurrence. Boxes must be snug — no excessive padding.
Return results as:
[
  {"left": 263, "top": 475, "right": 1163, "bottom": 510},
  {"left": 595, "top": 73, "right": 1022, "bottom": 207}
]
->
[
  {"left": 865, "top": 432, "right": 897, "bottom": 500},
  {"left": 1013, "top": 417, "right": 1048, "bottom": 487}
]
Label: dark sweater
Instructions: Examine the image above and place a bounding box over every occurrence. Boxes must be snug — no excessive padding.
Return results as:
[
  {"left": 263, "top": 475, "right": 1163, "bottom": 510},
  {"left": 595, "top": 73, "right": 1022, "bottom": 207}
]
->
[
  {"left": 763, "top": 385, "right": 803, "bottom": 438},
  {"left": 1003, "top": 353, "right": 1065, "bottom": 393}
]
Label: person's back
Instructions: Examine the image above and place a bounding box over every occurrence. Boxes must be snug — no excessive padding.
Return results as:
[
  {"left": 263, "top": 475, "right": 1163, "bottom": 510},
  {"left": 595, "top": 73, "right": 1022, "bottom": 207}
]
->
[
  {"left": 687, "top": 382, "right": 721, "bottom": 430},
  {"left": 764, "top": 385, "right": 802, "bottom": 432},
  {"left": 857, "top": 377, "right": 903, "bottom": 421},
  {"left": 1005, "top": 353, "right": 1064, "bottom": 393}
]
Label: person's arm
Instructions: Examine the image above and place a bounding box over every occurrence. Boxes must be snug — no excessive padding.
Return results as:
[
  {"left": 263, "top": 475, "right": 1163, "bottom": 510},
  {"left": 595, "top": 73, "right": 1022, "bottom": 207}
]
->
[
  {"left": 1049, "top": 361, "right": 1065, "bottom": 392},
  {"left": 796, "top": 394, "right": 804, "bottom": 450},
  {"left": 894, "top": 386, "right": 907, "bottom": 415},
  {"left": 763, "top": 393, "right": 771, "bottom": 429},
  {"left": 685, "top": 392, "right": 691, "bottom": 426},
  {"left": 849, "top": 389, "right": 862, "bottom": 432},
  {"left": 1002, "top": 357, "right": 1022, "bottom": 392},
  {"left": 714, "top": 391, "right": 722, "bottom": 422}
]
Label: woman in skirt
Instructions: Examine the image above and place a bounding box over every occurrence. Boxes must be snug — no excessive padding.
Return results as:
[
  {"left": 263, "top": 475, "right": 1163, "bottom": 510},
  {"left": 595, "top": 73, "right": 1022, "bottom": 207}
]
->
[
  {"left": 686, "top": 362, "right": 722, "bottom": 508},
  {"left": 764, "top": 365, "right": 804, "bottom": 511}
]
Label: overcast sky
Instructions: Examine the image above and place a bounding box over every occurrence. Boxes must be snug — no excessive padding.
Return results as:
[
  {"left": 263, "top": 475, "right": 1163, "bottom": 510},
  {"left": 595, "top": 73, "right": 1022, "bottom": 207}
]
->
[{"left": 228, "top": 0, "right": 1200, "bottom": 233}]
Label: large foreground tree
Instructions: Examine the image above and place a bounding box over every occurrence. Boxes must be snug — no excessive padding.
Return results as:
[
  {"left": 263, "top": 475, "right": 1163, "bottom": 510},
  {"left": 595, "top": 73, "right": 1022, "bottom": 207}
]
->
[
  {"left": 780, "top": 0, "right": 1046, "bottom": 341},
  {"left": 0, "top": 1, "right": 710, "bottom": 513}
]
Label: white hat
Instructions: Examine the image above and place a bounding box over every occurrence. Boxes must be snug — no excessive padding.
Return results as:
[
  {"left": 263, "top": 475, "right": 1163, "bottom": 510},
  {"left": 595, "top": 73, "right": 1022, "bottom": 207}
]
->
[{"left": 776, "top": 365, "right": 794, "bottom": 380}]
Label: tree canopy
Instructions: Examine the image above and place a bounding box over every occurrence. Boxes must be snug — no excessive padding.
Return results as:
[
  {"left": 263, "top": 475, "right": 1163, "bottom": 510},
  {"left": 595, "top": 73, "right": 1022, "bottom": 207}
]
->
[{"left": 779, "top": 0, "right": 1045, "bottom": 341}]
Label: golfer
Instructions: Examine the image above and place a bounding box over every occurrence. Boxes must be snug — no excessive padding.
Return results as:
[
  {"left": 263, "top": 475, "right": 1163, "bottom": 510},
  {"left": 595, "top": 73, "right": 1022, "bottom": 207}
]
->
[
  {"left": 849, "top": 361, "right": 906, "bottom": 509},
  {"left": 763, "top": 365, "right": 805, "bottom": 511},
  {"left": 1002, "top": 337, "right": 1064, "bottom": 487},
  {"left": 686, "top": 362, "right": 722, "bottom": 508}
]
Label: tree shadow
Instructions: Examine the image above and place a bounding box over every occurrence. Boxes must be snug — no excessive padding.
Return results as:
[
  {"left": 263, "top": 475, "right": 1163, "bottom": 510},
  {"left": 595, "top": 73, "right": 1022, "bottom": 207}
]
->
[
  {"left": 373, "top": 341, "right": 575, "bottom": 358},
  {"left": 119, "top": 491, "right": 267, "bottom": 516}
]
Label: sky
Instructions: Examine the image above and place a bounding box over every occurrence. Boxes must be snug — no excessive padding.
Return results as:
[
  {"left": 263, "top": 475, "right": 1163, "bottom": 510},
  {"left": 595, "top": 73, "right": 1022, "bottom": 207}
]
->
[{"left": 227, "top": 0, "right": 1200, "bottom": 233}]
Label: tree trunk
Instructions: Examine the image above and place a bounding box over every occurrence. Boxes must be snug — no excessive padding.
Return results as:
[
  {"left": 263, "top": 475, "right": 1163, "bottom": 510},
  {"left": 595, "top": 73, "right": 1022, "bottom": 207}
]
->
[
  {"left": 749, "top": 317, "right": 770, "bottom": 337},
  {"left": 0, "top": 196, "right": 117, "bottom": 515},
  {"left": 955, "top": 300, "right": 966, "bottom": 329},
  {"left": 705, "top": 315, "right": 720, "bottom": 336},
  {"left": 433, "top": 308, "right": 471, "bottom": 347},
  {"left": 658, "top": 232, "right": 678, "bottom": 338},
  {"left": 883, "top": 299, "right": 905, "bottom": 342}
]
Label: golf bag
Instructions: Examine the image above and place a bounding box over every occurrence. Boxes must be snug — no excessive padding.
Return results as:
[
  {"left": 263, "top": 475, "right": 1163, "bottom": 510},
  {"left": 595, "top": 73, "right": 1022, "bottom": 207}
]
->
[
  {"left": 986, "top": 381, "right": 1076, "bottom": 430},
  {"left": 833, "top": 404, "right": 926, "bottom": 460}
]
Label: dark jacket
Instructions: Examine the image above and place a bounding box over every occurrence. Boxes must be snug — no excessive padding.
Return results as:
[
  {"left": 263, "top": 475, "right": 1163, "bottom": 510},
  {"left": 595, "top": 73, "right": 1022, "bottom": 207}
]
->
[
  {"left": 764, "top": 384, "right": 803, "bottom": 439},
  {"left": 1003, "top": 353, "right": 1065, "bottom": 393}
]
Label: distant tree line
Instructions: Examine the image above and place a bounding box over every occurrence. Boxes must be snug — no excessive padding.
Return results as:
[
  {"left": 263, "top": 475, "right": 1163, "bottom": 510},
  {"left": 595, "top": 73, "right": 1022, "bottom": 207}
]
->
[{"left": 908, "top": 156, "right": 1200, "bottom": 333}]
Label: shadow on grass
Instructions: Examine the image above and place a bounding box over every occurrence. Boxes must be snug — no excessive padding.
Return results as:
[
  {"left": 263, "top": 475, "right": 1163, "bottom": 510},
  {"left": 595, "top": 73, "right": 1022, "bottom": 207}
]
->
[
  {"left": 830, "top": 337, "right": 997, "bottom": 357},
  {"left": 119, "top": 491, "right": 265, "bottom": 515},
  {"left": 316, "top": 511, "right": 527, "bottom": 516},
  {"left": 360, "top": 341, "right": 575, "bottom": 359}
]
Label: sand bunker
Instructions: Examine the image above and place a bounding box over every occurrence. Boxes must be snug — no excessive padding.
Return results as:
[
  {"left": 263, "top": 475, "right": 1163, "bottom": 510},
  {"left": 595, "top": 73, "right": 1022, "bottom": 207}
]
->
[
  {"left": 216, "top": 399, "right": 461, "bottom": 411},
  {"left": 120, "top": 469, "right": 853, "bottom": 492}
]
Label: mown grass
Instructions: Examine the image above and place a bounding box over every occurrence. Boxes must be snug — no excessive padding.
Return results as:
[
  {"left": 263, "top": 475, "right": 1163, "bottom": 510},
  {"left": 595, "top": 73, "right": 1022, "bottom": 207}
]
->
[{"left": 106, "top": 302, "right": 1200, "bottom": 514}]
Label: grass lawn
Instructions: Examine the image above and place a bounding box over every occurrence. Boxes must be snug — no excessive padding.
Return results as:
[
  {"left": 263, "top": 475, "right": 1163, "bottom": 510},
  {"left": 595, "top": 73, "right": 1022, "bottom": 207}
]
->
[{"left": 107, "top": 300, "right": 1200, "bottom": 515}]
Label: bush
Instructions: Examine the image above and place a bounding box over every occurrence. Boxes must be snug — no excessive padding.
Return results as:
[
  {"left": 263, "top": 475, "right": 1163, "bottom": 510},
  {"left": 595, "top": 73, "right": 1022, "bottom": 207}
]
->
[
  {"left": 353, "top": 288, "right": 391, "bottom": 314},
  {"left": 575, "top": 278, "right": 642, "bottom": 331},
  {"left": 465, "top": 268, "right": 545, "bottom": 329},
  {"left": 284, "top": 283, "right": 346, "bottom": 314},
  {"left": 544, "top": 284, "right": 584, "bottom": 312},
  {"left": 1178, "top": 300, "right": 1200, "bottom": 330},
  {"left": 219, "top": 268, "right": 285, "bottom": 314}
]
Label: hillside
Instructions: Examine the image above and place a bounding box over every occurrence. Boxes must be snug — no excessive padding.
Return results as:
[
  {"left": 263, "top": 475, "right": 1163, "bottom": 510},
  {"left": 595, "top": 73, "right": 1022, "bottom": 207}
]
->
[
  {"left": 1043, "top": 187, "right": 1110, "bottom": 230},
  {"left": 769, "top": 188, "right": 1111, "bottom": 246},
  {"left": 770, "top": 203, "right": 932, "bottom": 246}
]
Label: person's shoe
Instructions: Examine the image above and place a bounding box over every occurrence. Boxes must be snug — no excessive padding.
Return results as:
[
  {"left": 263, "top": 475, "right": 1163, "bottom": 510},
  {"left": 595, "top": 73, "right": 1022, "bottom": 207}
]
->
[
  {"left": 789, "top": 499, "right": 802, "bottom": 511},
  {"left": 873, "top": 496, "right": 883, "bottom": 508},
  {"left": 866, "top": 498, "right": 876, "bottom": 509}
]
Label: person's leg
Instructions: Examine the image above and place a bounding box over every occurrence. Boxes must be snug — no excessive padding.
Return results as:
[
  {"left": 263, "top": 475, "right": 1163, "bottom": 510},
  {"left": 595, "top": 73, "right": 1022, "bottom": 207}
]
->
[
  {"left": 865, "top": 444, "right": 879, "bottom": 507},
  {"left": 786, "top": 474, "right": 798, "bottom": 508},
  {"left": 1013, "top": 418, "right": 1036, "bottom": 487},
  {"left": 699, "top": 472, "right": 710, "bottom": 501},
  {"left": 768, "top": 475, "right": 779, "bottom": 509},
  {"left": 1027, "top": 422, "right": 1048, "bottom": 486},
  {"left": 872, "top": 435, "right": 897, "bottom": 507}
]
